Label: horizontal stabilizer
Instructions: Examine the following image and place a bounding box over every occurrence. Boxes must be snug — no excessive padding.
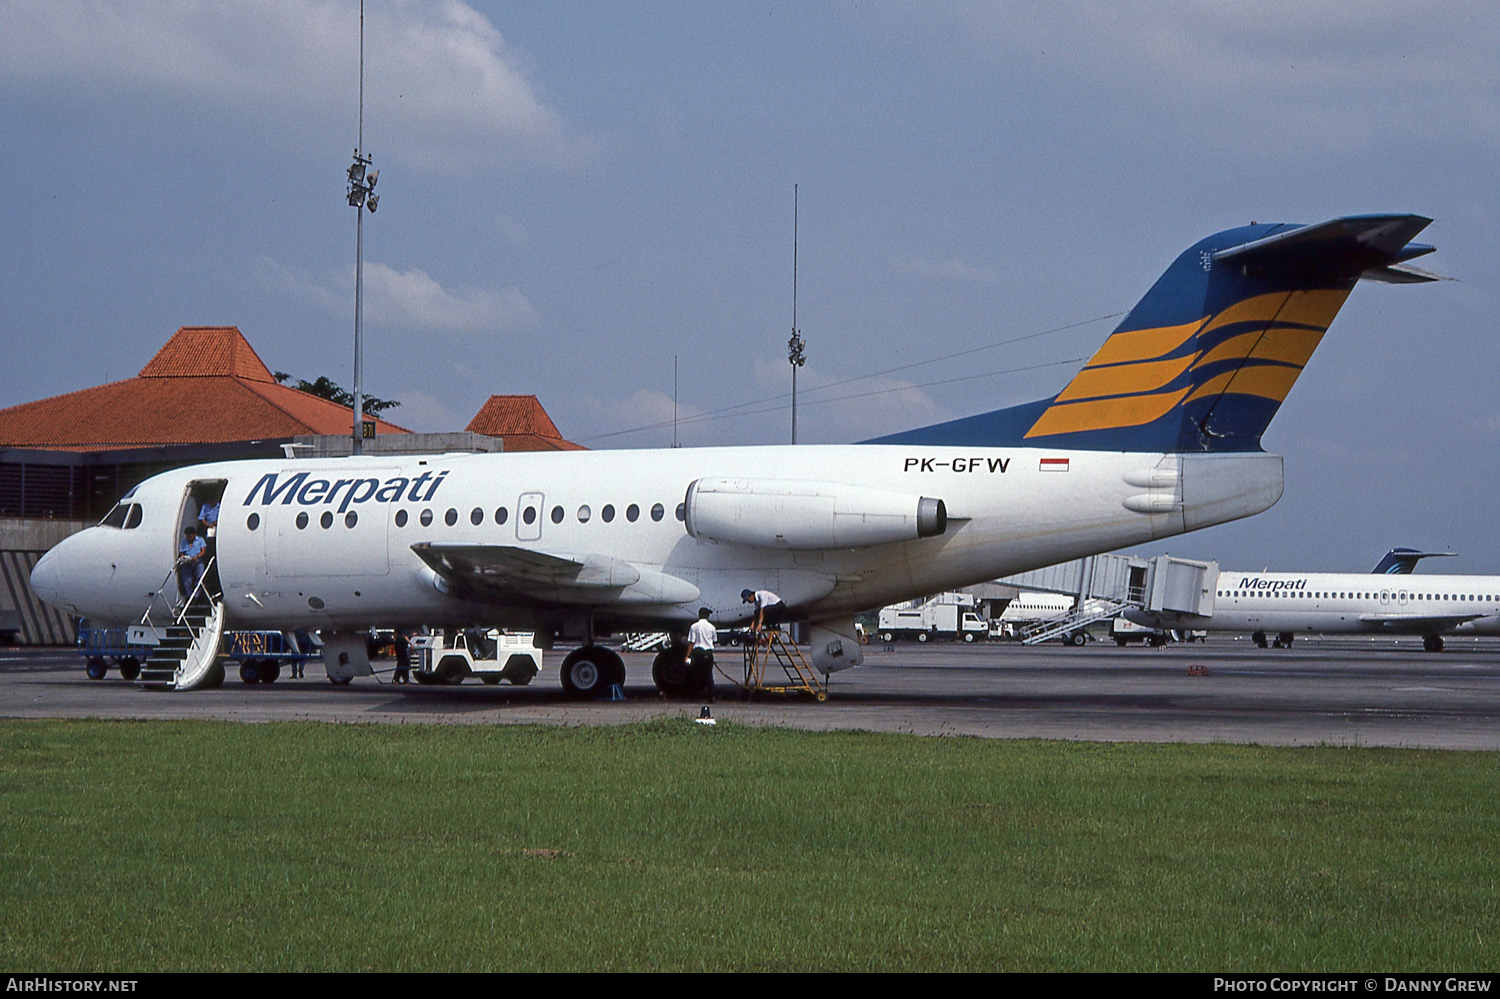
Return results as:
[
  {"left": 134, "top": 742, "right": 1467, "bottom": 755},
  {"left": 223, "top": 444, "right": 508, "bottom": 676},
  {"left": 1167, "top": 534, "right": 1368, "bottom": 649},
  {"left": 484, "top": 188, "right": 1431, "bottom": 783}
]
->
[{"left": 1213, "top": 214, "right": 1434, "bottom": 281}]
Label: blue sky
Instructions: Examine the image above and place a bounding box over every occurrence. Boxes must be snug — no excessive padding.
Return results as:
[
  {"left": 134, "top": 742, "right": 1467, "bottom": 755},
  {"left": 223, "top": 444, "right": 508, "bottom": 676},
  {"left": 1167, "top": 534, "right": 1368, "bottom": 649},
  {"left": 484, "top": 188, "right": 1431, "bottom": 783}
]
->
[{"left": 2, "top": 1, "right": 1497, "bottom": 573}]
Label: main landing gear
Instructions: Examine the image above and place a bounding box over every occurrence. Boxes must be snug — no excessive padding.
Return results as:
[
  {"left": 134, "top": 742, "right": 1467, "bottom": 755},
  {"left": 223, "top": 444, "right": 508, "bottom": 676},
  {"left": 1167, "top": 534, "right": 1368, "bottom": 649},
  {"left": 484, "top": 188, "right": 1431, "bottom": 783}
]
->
[
  {"left": 1423, "top": 633, "right": 1445, "bottom": 653},
  {"left": 1252, "top": 631, "right": 1295, "bottom": 649},
  {"left": 559, "top": 646, "right": 625, "bottom": 698}
]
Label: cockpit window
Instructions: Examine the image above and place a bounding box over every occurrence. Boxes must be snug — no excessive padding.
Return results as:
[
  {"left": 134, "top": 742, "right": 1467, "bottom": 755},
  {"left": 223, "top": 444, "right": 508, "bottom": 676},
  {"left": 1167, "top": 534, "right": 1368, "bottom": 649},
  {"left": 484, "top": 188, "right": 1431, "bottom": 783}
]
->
[{"left": 100, "top": 502, "right": 143, "bottom": 529}]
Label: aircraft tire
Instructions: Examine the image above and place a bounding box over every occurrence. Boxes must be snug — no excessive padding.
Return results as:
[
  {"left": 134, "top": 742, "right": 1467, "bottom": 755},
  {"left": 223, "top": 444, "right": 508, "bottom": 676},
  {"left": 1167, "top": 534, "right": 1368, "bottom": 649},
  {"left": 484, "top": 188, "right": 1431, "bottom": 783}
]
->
[
  {"left": 560, "top": 648, "right": 609, "bottom": 698},
  {"left": 651, "top": 647, "right": 693, "bottom": 697},
  {"left": 1252, "top": 631, "right": 1267, "bottom": 649},
  {"left": 1424, "top": 634, "right": 1445, "bottom": 653}
]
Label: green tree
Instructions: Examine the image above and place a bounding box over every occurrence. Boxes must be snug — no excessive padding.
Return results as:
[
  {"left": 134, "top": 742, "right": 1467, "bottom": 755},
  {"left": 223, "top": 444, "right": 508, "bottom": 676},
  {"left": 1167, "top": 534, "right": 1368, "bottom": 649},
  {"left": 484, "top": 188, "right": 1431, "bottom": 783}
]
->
[{"left": 274, "top": 373, "right": 401, "bottom": 416}]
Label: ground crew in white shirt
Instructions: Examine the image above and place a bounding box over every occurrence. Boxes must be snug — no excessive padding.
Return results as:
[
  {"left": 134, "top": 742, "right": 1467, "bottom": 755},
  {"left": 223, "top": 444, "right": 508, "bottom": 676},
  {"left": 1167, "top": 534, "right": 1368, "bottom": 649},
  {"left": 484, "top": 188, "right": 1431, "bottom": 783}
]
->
[{"left": 686, "top": 606, "right": 717, "bottom": 702}]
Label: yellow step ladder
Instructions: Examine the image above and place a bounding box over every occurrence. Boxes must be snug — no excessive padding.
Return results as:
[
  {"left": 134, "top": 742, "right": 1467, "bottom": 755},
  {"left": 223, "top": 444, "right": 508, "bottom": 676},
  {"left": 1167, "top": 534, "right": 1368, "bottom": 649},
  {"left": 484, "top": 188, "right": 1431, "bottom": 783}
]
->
[{"left": 741, "top": 629, "right": 827, "bottom": 701}]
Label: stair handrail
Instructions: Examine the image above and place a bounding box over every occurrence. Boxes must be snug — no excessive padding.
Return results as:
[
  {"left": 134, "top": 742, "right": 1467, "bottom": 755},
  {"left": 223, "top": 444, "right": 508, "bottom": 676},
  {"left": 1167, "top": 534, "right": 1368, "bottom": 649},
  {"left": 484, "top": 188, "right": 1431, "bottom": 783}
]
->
[
  {"left": 139, "top": 555, "right": 218, "bottom": 631},
  {"left": 175, "top": 555, "right": 217, "bottom": 626},
  {"left": 139, "top": 566, "right": 180, "bottom": 631}
]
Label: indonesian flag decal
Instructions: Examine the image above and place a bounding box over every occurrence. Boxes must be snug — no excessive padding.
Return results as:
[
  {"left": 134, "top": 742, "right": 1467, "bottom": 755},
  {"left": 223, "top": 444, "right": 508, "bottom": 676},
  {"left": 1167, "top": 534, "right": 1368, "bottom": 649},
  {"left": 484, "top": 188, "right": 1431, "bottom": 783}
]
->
[{"left": 1039, "top": 457, "right": 1070, "bottom": 472}]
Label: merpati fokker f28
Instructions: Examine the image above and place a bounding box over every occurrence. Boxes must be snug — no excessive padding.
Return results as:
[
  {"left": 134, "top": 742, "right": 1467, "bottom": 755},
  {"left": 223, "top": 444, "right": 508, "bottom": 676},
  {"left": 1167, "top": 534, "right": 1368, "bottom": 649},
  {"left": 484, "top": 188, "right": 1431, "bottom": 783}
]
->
[{"left": 31, "top": 214, "right": 1438, "bottom": 693}]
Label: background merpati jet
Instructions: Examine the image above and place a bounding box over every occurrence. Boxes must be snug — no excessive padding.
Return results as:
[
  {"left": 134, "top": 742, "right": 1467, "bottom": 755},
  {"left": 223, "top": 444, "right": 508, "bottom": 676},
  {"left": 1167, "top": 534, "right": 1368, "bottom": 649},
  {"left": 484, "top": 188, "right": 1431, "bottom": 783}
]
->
[
  {"left": 31, "top": 214, "right": 1438, "bottom": 692},
  {"left": 1127, "top": 548, "right": 1496, "bottom": 652}
]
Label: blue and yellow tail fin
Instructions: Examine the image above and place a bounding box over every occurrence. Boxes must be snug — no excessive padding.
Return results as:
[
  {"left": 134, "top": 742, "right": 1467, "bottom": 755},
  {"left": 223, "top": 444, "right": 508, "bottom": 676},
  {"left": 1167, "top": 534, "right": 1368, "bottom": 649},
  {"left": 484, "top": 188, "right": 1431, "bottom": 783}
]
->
[{"left": 869, "top": 214, "right": 1435, "bottom": 452}]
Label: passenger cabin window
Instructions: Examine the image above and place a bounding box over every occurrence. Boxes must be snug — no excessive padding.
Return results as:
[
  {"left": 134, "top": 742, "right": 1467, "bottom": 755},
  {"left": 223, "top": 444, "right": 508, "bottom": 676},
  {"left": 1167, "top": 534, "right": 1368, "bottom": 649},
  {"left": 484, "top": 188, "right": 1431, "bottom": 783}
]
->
[
  {"left": 494, "top": 507, "right": 508, "bottom": 525},
  {"left": 395, "top": 510, "right": 408, "bottom": 527},
  {"left": 651, "top": 503, "right": 664, "bottom": 522}
]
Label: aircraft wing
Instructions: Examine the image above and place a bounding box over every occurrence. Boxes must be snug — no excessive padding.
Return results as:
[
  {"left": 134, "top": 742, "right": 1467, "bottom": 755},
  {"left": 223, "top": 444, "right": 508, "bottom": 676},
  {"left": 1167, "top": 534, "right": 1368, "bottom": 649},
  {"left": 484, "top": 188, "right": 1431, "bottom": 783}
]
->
[
  {"left": 411, "top": 542, "right": 699, "bottom": 605},
  {"left": 1358, "top": 612, "right": 1490, "bottom": 630}
]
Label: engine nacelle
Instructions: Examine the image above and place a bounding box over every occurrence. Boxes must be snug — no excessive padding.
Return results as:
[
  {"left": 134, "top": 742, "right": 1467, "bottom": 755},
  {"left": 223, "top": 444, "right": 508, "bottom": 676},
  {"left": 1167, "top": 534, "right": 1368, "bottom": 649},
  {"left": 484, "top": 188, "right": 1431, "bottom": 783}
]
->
[{"left": 683, "top": 477, "right": 946, "bottom": 550}]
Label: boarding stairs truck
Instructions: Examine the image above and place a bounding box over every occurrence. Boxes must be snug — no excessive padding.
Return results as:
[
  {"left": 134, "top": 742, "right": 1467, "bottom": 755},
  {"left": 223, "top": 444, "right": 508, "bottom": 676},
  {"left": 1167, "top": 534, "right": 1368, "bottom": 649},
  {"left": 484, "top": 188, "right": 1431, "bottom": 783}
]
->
[{"left": 877, "top": 597, "right": 989, "bottom": 643}]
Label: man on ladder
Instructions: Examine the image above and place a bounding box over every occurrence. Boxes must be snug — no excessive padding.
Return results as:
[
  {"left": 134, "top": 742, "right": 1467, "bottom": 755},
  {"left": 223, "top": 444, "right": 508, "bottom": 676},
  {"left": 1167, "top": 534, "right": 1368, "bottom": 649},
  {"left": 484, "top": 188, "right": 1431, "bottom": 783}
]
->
[{"left": 742, "top": 588, "right": 789, "bottom": 634}]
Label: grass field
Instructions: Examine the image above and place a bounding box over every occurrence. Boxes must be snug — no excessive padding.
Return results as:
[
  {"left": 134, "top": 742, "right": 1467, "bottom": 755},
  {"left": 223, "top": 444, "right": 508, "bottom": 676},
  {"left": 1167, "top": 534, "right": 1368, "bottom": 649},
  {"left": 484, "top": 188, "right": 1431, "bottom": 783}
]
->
[{"left": 0, "top": 717, "right": 1496, "bottom": 972}]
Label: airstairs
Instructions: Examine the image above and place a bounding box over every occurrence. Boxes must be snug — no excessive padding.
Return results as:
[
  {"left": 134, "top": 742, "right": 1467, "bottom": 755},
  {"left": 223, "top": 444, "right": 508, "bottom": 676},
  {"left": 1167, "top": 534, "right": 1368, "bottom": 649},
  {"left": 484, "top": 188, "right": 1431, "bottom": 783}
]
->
[
  {"left": 1019, "top": 598, "right": 1132, "bottom": 645},
  {"left": 621, "top": 632, "right": 670, "bottom": 652},
  {"left": 997, "top": 553, "right": 1218, "bottom": 645},
  {"left": 136, "top": 558, "right": 227, "bottom": 690}
]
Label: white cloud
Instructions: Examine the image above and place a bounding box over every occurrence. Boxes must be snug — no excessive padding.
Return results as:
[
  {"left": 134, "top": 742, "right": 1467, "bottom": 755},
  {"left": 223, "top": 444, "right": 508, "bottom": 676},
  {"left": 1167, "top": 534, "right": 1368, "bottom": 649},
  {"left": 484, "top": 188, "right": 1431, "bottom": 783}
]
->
[
  {"left": 886, "top": 1, "right": 1500, "bottom": 152},
  {"left": 892, "top": 255, "right": 998, "bottom": 284},
  {"left": 575, "top": 388, "right": 707, "bottom": 448},
  {"left": 0, "top": 0, "right": 595, "bottom": 168},
  {"left": 750, "top": 359, "right": 950, "bottom": 442},
  {"left": 363, "top": 261, "right": 538, "bottom": 331},
  {"left": 391, "top": 389, "right": 466, "bottom": 433},
  {"left": 253, "top": 254, "right": 538, "bottom": 332}
]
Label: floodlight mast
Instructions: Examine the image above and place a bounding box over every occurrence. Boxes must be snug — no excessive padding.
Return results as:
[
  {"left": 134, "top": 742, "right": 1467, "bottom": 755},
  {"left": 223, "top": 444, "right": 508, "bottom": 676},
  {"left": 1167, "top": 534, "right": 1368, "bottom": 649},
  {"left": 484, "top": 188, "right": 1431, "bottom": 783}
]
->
[
  {"left": 788, "top": 184, "right": 806, "bottom": 444},
  {"left": 345, "top": 1, "right": 381, "bottom": 454}
]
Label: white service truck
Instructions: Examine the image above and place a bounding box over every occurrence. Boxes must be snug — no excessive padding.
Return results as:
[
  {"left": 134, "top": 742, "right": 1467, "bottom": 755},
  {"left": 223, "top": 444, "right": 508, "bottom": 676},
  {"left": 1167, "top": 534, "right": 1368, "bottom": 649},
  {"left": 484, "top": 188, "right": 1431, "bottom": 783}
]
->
[
  {"left": 410, "top": 630, "right": 544, "bottom": 685},
  {"left": 877, "top": 603, "right": 989, "bottom": 643}
]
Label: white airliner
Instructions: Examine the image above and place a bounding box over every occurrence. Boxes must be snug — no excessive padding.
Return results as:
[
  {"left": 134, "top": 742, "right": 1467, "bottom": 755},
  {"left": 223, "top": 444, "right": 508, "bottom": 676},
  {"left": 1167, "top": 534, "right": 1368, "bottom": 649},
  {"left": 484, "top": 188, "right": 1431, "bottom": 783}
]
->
[
  {"left": 30, "top": 214, "right": 1438, "bottom": 693},
  {"left": 1126, "top": 549, "right": 1499, "bottom": 652}
]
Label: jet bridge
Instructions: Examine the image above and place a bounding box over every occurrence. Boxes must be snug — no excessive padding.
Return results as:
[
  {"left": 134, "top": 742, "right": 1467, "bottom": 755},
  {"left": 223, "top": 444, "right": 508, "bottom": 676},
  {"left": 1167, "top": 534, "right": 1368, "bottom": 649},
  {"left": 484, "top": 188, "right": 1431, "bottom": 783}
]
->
[{"left": 996, "top": 554, "right": 1218, "bottom": 645}]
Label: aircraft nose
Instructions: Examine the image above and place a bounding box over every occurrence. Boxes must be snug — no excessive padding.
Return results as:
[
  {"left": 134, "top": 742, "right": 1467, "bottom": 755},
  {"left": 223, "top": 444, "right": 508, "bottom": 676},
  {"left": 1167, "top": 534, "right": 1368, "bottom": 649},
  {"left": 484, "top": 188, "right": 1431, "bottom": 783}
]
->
[{"left": 29, "top": 548, "right": 63, "bottom": 605}]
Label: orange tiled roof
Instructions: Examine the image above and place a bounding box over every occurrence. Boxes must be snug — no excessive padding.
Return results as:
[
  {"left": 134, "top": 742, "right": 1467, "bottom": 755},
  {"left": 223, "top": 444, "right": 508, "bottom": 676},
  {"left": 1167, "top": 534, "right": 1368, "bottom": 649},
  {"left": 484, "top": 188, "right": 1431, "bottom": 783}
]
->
[
  {"left": 466, "top": 394, "right": 585, "bottom": 451},
  {"left": 0, "top": 326, "right": 408, "bottom": 451}
]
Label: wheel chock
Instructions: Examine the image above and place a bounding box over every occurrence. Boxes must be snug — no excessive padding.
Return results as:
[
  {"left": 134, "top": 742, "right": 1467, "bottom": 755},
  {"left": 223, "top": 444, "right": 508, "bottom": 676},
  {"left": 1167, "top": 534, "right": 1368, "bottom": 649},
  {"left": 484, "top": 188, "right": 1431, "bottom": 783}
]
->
[{"left": 607, "top": 683, "right": 626, "bottom": 701}]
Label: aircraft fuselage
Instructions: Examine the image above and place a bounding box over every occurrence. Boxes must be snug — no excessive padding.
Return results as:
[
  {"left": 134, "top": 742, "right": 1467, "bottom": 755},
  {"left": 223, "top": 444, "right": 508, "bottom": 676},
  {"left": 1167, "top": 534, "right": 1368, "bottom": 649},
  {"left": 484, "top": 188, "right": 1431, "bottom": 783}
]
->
[{"left": 32, "top": 443, "right": 1283, "bottom": 641}]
